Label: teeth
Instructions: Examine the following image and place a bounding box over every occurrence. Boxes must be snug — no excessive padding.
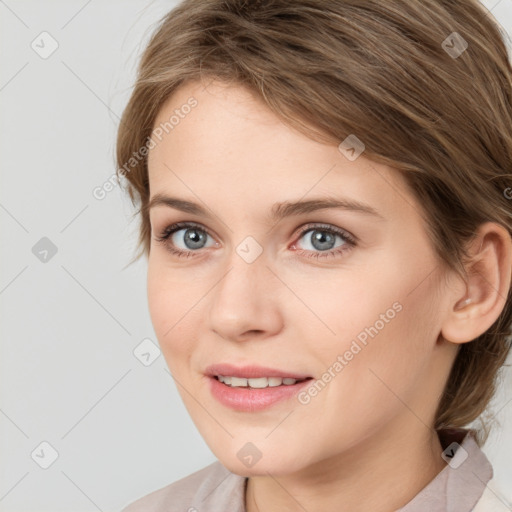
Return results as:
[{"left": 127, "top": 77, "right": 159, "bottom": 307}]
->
[
  {"left": 230, "top": 377, "right": 248, "bottom": 387},
  {"left": 247, "top": 377, "right": 269, "bottom": 388},
  {"left": 217, "top": 375, "right": 300, "bottom": 388},
  {"left": 268, "top": 377, "right": 283, "bottom": 387}
]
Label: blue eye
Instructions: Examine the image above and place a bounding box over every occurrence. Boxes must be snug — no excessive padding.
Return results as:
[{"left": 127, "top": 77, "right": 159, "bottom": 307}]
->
[
  {"left": 154, "top": 222, "right": 215, "bottom": 258},
  {"left": 154, "top": 221, "right": 357, "bottom": 260},
  {"left": 292, "top": 223, "right": 356, "bottom": 259}
]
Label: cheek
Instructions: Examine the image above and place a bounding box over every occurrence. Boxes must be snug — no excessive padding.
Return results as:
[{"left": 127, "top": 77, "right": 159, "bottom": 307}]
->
[
  {"left": 147, "top": 259, "right": 202, "bottom": 370},
  {"left": 344, "top": 309, "right": 437, "bottom": 428},
  {"left": 295, "top": 250, "right": 441, "bottom": 405}
]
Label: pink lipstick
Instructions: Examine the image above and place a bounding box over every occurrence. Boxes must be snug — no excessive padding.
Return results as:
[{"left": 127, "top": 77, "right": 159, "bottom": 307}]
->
[{"left": 205, "top": 364, "right": 313, "bottom": 412}]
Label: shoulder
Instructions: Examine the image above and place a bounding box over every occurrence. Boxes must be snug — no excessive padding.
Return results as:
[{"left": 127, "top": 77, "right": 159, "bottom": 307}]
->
[
  {"left": 471, "top": 479, "right": 511, "bottom": 512},
  {"left": 119, "top": 460, "right": 246, "bottom": 512}
]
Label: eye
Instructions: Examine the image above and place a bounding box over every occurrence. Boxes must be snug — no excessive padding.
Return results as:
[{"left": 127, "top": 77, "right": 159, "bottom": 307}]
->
[
  {"left": 154, "top": 221, "right": 357, "bottom": 260},
  {"left": 291, "top": 223, "right": 356, "bottom": 259},
  {"left": 153, "top": 222, "right": 217, "bottom": 258}
]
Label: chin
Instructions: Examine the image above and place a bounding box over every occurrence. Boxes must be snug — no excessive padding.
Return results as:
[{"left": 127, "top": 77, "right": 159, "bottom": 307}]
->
[{"left": 214, "top": 447, "right": 303, "bottom": 478}]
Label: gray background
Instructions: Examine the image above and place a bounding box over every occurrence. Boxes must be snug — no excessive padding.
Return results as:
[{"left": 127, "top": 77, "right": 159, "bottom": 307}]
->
[{"left": 1, "top": 1, "right": 511, "bottom": 511}]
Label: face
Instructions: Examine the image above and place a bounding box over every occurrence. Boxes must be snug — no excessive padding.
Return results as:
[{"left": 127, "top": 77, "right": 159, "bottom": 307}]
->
[{"left": 146, "top": 79, "right": 458, "bottom": 477}]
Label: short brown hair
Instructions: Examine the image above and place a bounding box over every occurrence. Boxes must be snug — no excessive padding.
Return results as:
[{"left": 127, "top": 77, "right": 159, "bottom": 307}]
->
[{"left": 116, "top": 0, "right": 512, "bottom": 444}]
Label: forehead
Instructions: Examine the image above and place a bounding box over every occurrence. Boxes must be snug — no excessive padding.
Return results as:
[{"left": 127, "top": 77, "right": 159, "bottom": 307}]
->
[{"left": 147, "top": 79, "right": 415, "bottom": 223}]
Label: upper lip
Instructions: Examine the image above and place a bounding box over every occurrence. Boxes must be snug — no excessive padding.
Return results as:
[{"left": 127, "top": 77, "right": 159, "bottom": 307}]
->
[{"left": 205, "top": 363, "right": 312, "bottom": 380}]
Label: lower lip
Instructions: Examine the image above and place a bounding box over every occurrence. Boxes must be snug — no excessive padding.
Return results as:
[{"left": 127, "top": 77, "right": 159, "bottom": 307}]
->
[{"left": 208, "top": 376, "right": 313, "bottom": 412}]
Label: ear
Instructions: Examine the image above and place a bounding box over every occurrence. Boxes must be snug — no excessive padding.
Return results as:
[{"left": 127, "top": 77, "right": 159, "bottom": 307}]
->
[{"left": 441, "top": 222, "right": 512, "bottom": 344}]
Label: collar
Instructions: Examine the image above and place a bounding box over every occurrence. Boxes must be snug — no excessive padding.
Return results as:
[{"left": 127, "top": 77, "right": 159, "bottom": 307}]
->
[{"left": 398, "top": 428, "right": 493, "bottom": 511}]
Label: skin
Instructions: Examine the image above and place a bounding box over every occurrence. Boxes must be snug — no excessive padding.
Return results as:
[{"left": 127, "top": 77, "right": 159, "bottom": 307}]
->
[{"left": 146, "top": 79, "right": 511, "bottom": 512}]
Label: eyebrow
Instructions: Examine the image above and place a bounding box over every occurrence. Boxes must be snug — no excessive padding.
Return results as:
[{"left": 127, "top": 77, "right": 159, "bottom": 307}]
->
[{"left": 147, "top": 194, "right": 385, "bottom": 222}]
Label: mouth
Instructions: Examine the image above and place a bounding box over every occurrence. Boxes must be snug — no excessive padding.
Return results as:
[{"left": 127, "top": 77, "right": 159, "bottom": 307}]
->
[
  {"left": 213, "top": 375, "right": 312, "bottom": 388},
  {"left": 204, "top": 363, "right": 312, "bottom": 381},
  {"left": 205, "top": 364, "right": 314, "bottom": 411}
]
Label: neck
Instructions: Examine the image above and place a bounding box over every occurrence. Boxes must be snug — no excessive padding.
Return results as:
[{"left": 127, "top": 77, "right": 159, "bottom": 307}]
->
[{"left": 245, "top": 426, "right": 448, "bottom": 512}]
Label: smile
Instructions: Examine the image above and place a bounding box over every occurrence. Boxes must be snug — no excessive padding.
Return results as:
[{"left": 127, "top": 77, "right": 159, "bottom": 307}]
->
[
  {"left": 215, "top": 375, "right": 310, "bottom": 388},
  {"left": 206, "top": 368, "right": 313, "bottom": 411}
]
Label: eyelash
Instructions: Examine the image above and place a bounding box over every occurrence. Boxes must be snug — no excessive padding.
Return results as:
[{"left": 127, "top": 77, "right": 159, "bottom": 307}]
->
[{"left": 154, "top": 221, "right": 357, "bottom": 260}]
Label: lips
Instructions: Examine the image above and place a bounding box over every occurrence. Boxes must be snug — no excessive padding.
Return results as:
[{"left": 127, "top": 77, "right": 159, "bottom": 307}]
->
[
  {"left": 204, "top": 363, "right": 314, "bottom": 411},
  {"left": 204, "top": 363, "right": 312, "bottom": 380},
  {"left": 208, "top": 375, "right": 313, "bottom": 411}
]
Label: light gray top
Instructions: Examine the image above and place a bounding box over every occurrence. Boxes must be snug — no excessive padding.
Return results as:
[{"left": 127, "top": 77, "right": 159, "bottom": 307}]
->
[{"left": 120, "top": 428, "right": 508, "bottom": 512}]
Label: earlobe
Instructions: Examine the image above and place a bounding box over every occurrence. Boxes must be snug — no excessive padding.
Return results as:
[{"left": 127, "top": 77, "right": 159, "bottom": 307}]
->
[{"left": 441, "top": 222, "right": 512, "bottom": 344}]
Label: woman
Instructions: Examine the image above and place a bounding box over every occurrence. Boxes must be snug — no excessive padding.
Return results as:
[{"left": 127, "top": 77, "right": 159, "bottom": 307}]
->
[{"left": 117, "top": 0, "right": 512, "bottom": 510}]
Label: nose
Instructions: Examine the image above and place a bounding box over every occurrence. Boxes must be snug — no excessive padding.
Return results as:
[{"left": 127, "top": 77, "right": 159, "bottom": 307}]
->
[{"left": 207, "top": 255, "right": 284, "bottom": 343}]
